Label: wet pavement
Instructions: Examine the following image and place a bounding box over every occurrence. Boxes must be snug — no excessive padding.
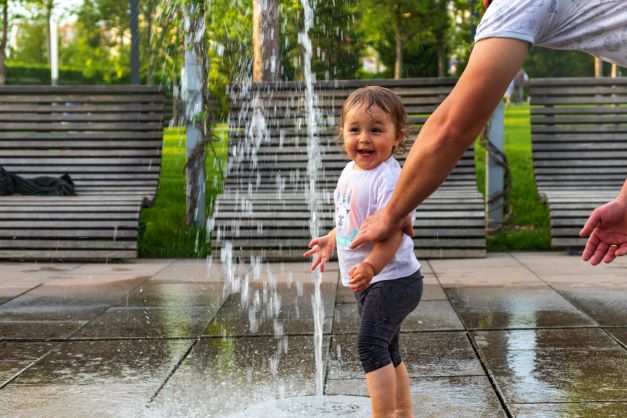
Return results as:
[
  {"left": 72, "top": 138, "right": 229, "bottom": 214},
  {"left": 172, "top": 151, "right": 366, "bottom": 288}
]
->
[{"left": 0, "top": 252, "right": 626, "bottom": 417}]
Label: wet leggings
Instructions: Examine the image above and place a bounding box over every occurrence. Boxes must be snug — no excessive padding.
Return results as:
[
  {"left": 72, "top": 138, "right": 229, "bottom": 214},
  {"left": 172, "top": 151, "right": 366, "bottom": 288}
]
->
[{"left": 354, "top": 270, "right": 423, "bottom": 374}]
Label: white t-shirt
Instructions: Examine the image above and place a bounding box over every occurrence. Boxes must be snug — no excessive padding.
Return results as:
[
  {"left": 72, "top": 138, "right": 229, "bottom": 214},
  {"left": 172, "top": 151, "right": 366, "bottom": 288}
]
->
[
  {"left": 334, "top": 156, "right": 421, "bottom": 287},
  {"left": 475, "top": 0, "right": 627, "bottom": 67}
]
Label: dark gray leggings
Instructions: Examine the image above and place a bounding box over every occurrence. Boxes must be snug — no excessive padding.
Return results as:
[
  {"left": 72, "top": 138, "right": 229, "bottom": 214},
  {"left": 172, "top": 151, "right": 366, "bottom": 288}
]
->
[{"left": 354, "top": 270, "right": 423, "bottom": 374}]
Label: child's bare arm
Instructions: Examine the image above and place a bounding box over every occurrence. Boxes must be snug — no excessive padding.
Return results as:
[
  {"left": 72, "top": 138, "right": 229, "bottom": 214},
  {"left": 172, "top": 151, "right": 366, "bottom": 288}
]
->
[{"left": 349, "top": 231, "right": 403, "bottom": 291}]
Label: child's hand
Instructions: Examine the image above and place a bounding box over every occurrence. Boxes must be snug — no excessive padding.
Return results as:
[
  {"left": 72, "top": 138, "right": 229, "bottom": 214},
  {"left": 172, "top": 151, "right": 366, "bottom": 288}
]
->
[
  {"left": 304, "top": 234, "right": 334, "bottom": 272},
  {"left": 348, "top": 262, "right": 375, "bottom": 292}
]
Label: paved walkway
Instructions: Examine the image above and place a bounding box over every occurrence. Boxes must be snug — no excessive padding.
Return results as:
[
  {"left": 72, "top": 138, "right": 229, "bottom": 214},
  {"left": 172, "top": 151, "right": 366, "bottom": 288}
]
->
[{"left": 0, "top": 252, "right": 626, "bottom": 417}]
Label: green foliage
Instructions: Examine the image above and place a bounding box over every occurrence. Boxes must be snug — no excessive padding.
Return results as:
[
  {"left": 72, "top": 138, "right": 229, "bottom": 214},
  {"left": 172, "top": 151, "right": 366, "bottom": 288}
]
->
[
  {"left": 9, "top": 19, "right": 47, "bottom": 64},
  {"left": 280, "top": 0, "right": 363, "bottom": 81},
  {"left": 475, "top": 103, "right": 550, "bottom": 251},
  {"left": 357, "top": 0, "right": 452, "bottom": 77},
  {"left": 138, "top": 125, "right": 229, "bottom": 258},
  {"left": 5, "top": 61, "right": 127, "bottom": 84},
  {"left": 524, "top": 48, "right": 594, "bottom": 78}
]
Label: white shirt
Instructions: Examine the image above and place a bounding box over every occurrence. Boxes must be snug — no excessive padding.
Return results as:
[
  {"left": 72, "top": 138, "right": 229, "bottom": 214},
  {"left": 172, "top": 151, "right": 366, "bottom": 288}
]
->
[
  {"left": 475, "top": 0, "right": 627, "bottom": 66},
  {"left": 334, "top": 156, "right": 421, "bottom": 287}
]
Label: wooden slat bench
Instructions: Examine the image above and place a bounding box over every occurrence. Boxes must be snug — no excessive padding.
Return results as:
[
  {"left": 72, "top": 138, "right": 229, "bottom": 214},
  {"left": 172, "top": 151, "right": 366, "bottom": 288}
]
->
[
  {"left": 0, "top": 85, "right": 164, "bottom": 261},
  {"left": 212, "top": 78, "right": 486, "bottom": 261},
  {"left": 530, "top": 77, "right": 627, "bottom": 252}
]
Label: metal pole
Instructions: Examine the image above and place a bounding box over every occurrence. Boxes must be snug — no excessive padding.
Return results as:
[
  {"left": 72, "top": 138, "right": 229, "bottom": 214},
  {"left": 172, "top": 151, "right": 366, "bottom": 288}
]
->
[
  {"left": 486, "top": 101, "right": 505, "bottom": 229},
  {"left": 50, "top": 17, "right": 58, "bottom": 86},
  {"left": 129, "top": 0, "right": 140, "bottom": 84}
]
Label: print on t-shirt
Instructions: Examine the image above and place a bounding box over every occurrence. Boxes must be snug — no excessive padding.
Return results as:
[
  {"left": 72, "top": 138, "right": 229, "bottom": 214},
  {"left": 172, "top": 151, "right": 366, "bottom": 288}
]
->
[{"left": 336, "top": 181, "right": 359, "bottom": 249}]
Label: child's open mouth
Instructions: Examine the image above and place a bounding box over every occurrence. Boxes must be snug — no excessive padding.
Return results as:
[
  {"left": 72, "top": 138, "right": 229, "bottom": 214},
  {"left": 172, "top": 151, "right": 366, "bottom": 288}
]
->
[{"left": 357, "top": 149, "right": 374, "bottom": 156}]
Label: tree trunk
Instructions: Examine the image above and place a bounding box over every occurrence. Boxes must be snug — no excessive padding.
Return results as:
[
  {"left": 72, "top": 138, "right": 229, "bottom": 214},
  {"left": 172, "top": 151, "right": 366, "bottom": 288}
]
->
[
  {"left": 394, "top": 6, "right": 402, "bottom": 80},
  {"left": 253, "top": 0, "right": 280, "bottom": 82},
  {"left": 0, "top": 0, "right": 8, "bottom": 85},
  {"left": 143, "top": 3, "right": 154, "bottom": 85},
  {"left": 437, "top": 36, "right": 445, "bottom": 76}
]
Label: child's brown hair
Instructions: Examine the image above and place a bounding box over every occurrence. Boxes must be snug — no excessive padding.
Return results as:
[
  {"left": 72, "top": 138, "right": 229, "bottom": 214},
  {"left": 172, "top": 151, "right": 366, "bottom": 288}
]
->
[{"left": 336, "top": 86, "right": 408, "bottom": 155}]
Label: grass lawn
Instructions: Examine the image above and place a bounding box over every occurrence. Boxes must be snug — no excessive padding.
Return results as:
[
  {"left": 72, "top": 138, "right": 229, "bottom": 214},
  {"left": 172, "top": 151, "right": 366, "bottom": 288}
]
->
[
  {"left": 475, "top": 103, "right": 551, "bottom": 251},
  {"left": 139, "top": 102, "right": 550, "bottom": 257},
  {"left": 138, "top": 125, "right": 228, "bottom": 258}
]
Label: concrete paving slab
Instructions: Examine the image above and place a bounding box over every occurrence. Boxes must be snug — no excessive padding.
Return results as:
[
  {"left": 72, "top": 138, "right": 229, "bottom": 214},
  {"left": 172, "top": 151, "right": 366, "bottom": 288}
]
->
[
  {"left": 0, "top": 320, "right": 86, "bottom": 340},
  {"left": 328, "top": 332, "right": 483, "bottom": 379},
  {"left": 0, "top": 263, "right": 80, "bottom": 283},
  {"left": 117, "top": 282, "right": 226, "bottom": 307},
  {"left": 0, "top": 360, "right": 31, "bottom": 387},
  {"left": 446, "top": 287, "right": 596, "bottom": 329},
  {"left": 472, "top": 328, "right": 627, "bottom": 403},
  {"left": 152, "top": 336, "right": 329, "bottom": 417},
  {"left": 10, "top": 339, "right": 192, "bottom": 385},
  {"left": 0, "top": 383, "right": 156, "bottom": 417},
  {"left": 0, "top": 273, "right": 148, "bottom": 321},
  {"left": 325, "top": 376, "right": 505, "bottom": 417},
  {"left": 555, "top": 287, "right": 627, "bottom": 326},
  {"left": 150, "top": 259, "right": 248, "bottom": 282},
  {"left": 510, "top": 401, "right": 627, "bottom": 417},
  {"left": 435, "top": 265, "right": 546, "bottom": 288},
  {"left": 607, "top": 328, "right": 627, "bottom": 346},
  {"left": 333, "top": 300, "right": 464, "bottom": 334},
  {"left": 206, "top": 281, "right": 336, "bottom": 337},
  {"left": 67, "top": 260, "right": 171, "bottom": 276},
  {"left": 73, "top": 306, "right": 223, "bottom": 339},
  {"left": 512, "top": 252, "right": 627, "bottom": 276}
]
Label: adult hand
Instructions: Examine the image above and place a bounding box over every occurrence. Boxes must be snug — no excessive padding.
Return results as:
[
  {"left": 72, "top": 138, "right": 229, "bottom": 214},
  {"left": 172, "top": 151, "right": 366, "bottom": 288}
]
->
[
  {"left": 349, "top": 208, "right": 414, "bottom": 249},
  {"left": 579, "top": 199, "right": 627, "bottom": 265}
]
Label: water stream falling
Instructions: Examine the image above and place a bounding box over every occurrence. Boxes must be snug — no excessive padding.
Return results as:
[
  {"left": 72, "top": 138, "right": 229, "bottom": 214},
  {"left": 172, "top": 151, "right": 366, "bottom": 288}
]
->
[{"left": 299, "top": 0, "right": 326, "bottom": 400}]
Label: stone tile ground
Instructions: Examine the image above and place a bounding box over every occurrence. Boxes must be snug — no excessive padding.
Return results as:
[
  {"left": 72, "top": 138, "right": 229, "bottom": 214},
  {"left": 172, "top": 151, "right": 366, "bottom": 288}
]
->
[{"left": 0, "top": 254, "right": 626, "bottom": 417}]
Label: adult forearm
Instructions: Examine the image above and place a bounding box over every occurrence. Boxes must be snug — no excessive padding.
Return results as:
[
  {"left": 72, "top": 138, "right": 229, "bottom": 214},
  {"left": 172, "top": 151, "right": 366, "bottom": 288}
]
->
[
  {"left": 386, "top": 38, "right": 529, "bottom": 222},
  {"left": 387, "top": 111, "right": 476, "bottom": 221}
]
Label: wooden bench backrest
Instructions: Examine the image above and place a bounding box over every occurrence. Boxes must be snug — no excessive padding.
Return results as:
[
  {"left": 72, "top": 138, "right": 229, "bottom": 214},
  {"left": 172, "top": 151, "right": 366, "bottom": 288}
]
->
[
  {"left": 226, "top": 78, "right": 474, "bottom": 193},
  {"left": 530, "top": 77, "right": 627, "bottom": 191},
  {"left": 0, "top": 85, "right": 165, "bottom": 200}
]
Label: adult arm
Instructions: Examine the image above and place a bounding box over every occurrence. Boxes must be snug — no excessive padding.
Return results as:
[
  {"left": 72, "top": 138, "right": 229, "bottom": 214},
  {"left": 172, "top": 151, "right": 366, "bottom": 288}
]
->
[
  {"left": 350, "top": 38, "right": 529, "bottom": 249},
  {"left": 580, "top": 180, "right": 627, "bottom": 265}
]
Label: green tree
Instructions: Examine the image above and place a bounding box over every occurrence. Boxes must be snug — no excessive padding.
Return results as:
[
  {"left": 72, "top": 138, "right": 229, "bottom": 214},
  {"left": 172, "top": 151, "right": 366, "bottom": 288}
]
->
[{"left": 358, "top": 0, "right": 451, "bottom": 78}]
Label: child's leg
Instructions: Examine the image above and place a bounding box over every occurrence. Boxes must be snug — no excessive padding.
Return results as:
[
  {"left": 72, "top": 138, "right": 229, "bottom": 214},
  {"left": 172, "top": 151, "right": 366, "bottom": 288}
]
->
[
  {"left": 394, "top": 361, "right": 413, "bottom": 418},
  {"left": 365, "top": 363, "right": 397, "bottom": 418},
  {"left": 355, "top": 272, "right": 423, "bottom": 418}
]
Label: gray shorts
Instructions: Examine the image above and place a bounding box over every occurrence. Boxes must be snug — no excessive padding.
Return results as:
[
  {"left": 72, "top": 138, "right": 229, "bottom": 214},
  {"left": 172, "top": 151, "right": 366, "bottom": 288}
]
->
[{"left": 354, "top": 269, "right": 423, "bottom": 374}]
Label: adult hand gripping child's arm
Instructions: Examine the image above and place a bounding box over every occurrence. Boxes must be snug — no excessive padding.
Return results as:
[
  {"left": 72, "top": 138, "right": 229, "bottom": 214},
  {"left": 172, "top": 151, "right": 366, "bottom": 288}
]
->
[
  {"left": 348, "top": 231, "right": 403, "bottom": 292},
  {"left": 304, "top": 229, "right": 336, "bottom": 272}
]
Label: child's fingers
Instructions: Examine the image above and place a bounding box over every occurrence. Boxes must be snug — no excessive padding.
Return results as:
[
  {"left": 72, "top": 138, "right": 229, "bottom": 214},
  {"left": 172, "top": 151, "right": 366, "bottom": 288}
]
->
[
  {"left": 303, "top": 246, "right": 318, "bottom": 257},
  {"left": 307, "top": 238, "right": 320, "bottom": 248}
]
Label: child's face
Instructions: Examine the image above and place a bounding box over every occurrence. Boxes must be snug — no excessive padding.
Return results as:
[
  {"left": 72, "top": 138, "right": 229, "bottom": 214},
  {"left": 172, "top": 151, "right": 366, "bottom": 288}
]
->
[{"left": 341, "top": 104, "right": 401, "bottom": 170}]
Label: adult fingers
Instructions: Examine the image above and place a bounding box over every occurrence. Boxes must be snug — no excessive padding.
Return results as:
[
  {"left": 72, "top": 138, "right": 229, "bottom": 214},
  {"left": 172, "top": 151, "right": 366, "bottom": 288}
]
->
[
  {"left": 581, "top": 233, "right": 600, "bottom": 262},
  {"left": 349, "top": 231, "right": 370, "bottom": 250},
  {"left": 616, "top": 243, "right": 627, "bottom": 257},
  {"left": 402, "top": 215, "right": 415, "bottom": 238},
  {"left": 589, "top": 240, "right": 610, "bottom": 266},
  {"left": 603, "top": 246, "right": 617, "bottom": 264},
  {"left": 579, "top": 208, "right": 602, "bottom": 237}
]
